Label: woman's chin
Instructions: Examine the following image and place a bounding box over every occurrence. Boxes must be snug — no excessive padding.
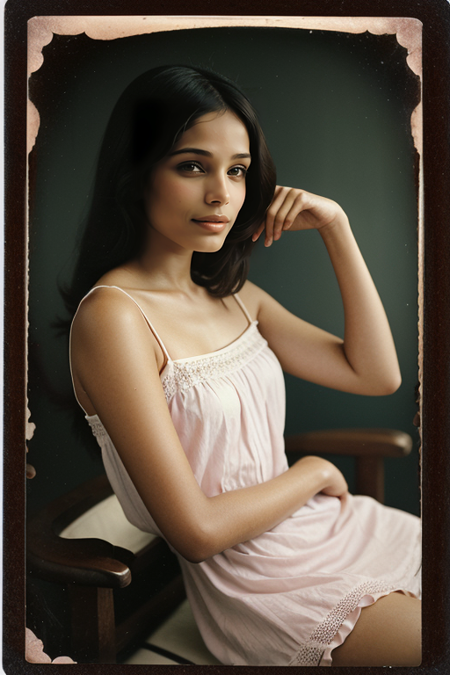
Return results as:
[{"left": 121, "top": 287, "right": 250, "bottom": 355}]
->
[{"left": 194, "top": 236, "right": 228, "bottom": 254}]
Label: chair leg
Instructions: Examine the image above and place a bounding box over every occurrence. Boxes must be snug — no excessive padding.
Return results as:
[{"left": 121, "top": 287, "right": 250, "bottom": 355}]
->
[
  {"left": 68, "top": 584, "right": 116, "bottom": 663},
  {"left": 356, "top": 456, "right": 384, "bottom": 503}
]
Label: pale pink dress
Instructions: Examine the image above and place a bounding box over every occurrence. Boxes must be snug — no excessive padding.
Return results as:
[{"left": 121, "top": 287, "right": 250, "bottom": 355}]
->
[{"left": 71, "top": 285, "right": 421, "bottom": 667}]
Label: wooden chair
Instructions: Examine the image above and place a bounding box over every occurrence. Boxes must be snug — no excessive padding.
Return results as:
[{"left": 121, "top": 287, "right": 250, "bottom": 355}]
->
[{"left": 27, "top": 428, "right": 412, "bottom": 664}]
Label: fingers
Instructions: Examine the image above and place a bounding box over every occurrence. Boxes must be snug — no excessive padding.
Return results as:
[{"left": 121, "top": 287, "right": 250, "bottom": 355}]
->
[
  {"left": 251, "top": 186, "right": 285, "bottom": 243},
  {"left": 275, "top": 193, "right": 307, "bottom": 238},
  {"left": 251, "top": 220, "right": 266, "bottom": 243},
  {"left": 255, "top": 186, "right": 307, "bottom": 247},
  {"left": 339, "top": 492, "right": 350, "bottom": 512},
  {"left": 264, "top": 186, "right": 290, "bottom": 246},
  {"left": 251, "top": 186, "right": 343, "bottom": 245}
]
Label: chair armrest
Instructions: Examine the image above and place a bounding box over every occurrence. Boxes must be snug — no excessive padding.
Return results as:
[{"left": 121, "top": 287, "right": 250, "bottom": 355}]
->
[
  {"left": 27, "top": 530, "right": 134, "bottom": 589},
  {"left": 284, "top": 428, "right": 412, "bottom": 457}
]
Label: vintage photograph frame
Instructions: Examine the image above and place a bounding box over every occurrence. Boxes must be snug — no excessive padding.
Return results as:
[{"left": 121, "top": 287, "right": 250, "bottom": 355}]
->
[{"left": 4, "top": 0, "right": 450, "bottom": 672}]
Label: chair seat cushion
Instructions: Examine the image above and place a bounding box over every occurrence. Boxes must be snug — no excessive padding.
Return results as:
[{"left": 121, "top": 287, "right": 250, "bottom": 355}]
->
[
  {"left": 59, "top": 494, "right": 155, "bottom": 554},
  {"left": 123, "top": 599, "right": 221, "bottom": 665}
]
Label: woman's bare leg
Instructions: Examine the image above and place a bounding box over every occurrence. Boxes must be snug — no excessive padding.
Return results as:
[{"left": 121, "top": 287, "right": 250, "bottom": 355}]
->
[{"left": 331, "top": 592, "right": 421, "bottom": 667}]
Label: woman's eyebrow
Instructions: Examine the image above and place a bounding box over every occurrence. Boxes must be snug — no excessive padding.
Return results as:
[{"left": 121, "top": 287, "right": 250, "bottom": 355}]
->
[{"left": 169, "top": 147, "right": 251, "bottom": 160}]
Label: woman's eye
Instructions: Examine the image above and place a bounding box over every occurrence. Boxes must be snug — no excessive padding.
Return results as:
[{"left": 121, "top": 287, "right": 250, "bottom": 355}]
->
[
  {"left": 179, "top": 162, "right": 203, "bottom": 173},
  {"left": 228, "top": 166, "right": 248, "bottom": 178}
]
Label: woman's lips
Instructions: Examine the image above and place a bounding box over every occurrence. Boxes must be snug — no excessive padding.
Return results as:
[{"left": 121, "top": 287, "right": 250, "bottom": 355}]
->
[{"left": 192, "top": 217, "right": 230, "bottom": 232}]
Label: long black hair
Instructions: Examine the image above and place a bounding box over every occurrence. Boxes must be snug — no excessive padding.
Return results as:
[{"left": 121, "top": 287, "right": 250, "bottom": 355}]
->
[{"left": 61, "top": 65, "right": 276, "bottom": 320}]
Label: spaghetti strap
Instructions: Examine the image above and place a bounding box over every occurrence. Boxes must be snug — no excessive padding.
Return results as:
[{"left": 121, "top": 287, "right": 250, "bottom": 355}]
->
[
  {"left": 84, "top": 285, "right": 172, "bottom": 362},
  {"left": 233, "top": 293, "right": 253, "bottom": 325},
  {"left": 69, "top": 285, "right": 172, "bottom": 415}
]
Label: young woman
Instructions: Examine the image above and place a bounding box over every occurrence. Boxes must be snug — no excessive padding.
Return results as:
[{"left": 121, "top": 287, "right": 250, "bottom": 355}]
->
[{"left": 67, "top": 65, "right": 421, "bottom": 667}]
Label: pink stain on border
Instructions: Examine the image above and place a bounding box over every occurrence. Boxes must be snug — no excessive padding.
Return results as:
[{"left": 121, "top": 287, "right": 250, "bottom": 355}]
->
[{"left": 27, "top": 15, "right": 422, "bottom": 155}]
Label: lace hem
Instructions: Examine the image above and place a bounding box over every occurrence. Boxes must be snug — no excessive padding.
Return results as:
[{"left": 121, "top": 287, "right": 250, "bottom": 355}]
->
[{"left": 289, "top": 580, "right": 397, "bottom": 666}]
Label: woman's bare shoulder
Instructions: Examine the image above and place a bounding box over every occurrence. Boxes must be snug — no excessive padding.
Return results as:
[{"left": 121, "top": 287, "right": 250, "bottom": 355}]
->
[
  {"left": 238, "top": 280, "right": 275, "bottom": 320},
  {"left": 73, "top": 286, "right": 141, "bottom": 332},
  {"left": 71, "top": 286, "right": 165, "bottom": 369}
]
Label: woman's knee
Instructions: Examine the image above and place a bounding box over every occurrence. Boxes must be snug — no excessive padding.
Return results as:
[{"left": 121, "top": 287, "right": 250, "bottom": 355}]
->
[{"left": 331, "top": 592, "right": 421, "bottom": 667}]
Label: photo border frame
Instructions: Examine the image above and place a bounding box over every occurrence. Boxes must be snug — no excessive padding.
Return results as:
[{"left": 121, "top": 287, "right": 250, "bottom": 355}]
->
[{"left": 4, "top": 0, "right": 450, "bottom": 672}]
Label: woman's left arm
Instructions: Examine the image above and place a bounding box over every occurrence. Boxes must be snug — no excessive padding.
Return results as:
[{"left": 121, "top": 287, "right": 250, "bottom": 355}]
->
[{"left": 247, "top": 186, "right": 401, "bottom": 396}]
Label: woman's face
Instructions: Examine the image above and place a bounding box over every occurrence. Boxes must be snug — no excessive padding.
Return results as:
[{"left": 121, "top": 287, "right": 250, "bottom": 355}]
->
[{"left": 143, "top": 109, "right": 251, "bottom": 253}]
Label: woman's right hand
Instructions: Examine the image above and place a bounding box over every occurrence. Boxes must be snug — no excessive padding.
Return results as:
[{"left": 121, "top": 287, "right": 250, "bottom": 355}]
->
[
  {"left": 321, "top": 465, "right": 349, "bottom": 499},
  {"left": 295, "top": 455, "right": 348, "bottom": 499}
]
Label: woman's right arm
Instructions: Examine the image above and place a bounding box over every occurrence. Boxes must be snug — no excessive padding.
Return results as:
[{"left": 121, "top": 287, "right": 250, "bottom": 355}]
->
[{"left": 71, "top": 290, "right": 347, "bottom": 563}]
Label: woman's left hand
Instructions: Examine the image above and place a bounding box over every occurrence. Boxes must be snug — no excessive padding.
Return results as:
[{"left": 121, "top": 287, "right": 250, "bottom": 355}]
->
[{"left": 252, "top": 186, "right": 347, "bottom": 246}]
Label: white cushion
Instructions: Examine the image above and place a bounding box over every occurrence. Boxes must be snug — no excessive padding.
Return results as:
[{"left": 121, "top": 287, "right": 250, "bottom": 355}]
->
[
  {"left": 59, "top": 494, "right": 155, "bottom": 554},
  {"left": 123, "top": 599, "right": 221, "bottom": 665}
]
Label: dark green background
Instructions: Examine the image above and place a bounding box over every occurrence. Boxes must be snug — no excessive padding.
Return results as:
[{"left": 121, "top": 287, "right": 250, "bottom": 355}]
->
[{"left": 27, "top": 26, "right": 421, "bottom": 516}]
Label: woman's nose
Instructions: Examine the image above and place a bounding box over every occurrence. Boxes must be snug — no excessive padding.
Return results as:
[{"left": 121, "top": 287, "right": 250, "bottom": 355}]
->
[{"left": 205, "top": 173, "right": 230, "bottom": 205}]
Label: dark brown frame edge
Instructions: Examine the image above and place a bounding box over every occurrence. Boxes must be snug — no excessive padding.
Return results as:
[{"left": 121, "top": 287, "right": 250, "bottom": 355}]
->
[{"left": 4, "top": 0, "right": 450, "bottom": 673}]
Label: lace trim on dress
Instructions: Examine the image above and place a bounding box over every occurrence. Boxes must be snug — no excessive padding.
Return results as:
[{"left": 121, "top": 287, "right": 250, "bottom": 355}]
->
[
  {"left": 161, "top": 324, "right": 267, "bottom": 401},
  {"left": 86, "top": 416, "right": 108, "bottom": 439},
  {"left": 289, "top": 579, "right": 397, "bottom": 666},
  {"left": 84, "top": 324, "right": 268, "bottom": 432}
]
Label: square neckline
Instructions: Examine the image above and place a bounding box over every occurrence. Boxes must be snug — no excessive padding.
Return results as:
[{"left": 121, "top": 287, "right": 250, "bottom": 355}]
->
[
  {"left": 84, "top": 319, "right": 263, "bottom": 424},
  {"left": 73, "top": 284, "right": 259, "bottom": 419},
  {"left": 87, "top": 284, "right": 256, "bottom": 365},
  {"left": 165, "top": 320, "right": 259, "bottom": 365}
]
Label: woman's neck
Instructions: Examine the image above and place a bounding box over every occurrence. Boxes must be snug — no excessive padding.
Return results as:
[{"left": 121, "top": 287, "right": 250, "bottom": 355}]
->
[{"left": 126, "top": 231, "right": 197, "bottom": 294}]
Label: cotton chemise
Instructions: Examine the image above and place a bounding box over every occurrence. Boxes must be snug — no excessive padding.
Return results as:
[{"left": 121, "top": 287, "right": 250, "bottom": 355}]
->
[{"left": 70, "top": 285, "right": 421, "bottom": 667}]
